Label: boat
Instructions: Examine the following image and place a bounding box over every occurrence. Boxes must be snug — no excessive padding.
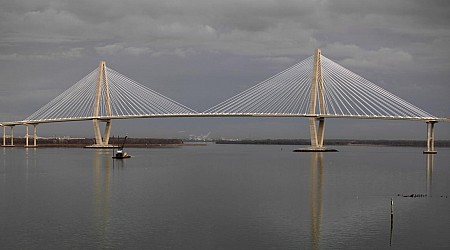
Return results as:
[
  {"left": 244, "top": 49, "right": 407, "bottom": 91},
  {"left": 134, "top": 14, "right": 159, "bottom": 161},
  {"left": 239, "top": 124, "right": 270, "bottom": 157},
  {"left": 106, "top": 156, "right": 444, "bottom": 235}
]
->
[{"left": 113, "top": 136, "right": 131, "bottom": 159}]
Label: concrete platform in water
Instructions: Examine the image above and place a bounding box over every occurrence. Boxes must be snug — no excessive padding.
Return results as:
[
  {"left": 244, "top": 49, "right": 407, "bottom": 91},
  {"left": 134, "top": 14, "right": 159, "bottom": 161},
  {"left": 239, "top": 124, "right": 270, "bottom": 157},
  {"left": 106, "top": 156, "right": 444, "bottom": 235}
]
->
[
  {"left": 293, "top": 147, "right": 338, "bottom": 152},
  {"left": 84, "top": 144, "right": 117, "bottom": 149}
]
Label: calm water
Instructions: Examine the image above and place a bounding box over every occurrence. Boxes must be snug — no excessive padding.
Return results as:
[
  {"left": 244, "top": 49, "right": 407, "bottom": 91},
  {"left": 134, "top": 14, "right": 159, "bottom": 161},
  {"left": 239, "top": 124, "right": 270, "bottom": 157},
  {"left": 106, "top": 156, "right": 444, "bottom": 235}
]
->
[{"left": 1, "top": 144, "right": 449, "bottom": 249}]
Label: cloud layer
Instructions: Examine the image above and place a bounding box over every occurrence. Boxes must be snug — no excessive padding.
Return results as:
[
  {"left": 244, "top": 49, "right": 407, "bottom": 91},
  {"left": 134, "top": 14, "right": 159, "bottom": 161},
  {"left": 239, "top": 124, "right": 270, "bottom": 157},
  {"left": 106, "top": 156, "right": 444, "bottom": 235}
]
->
[{"left": 2, "top": 0, "right": 448, "bottom": 59}]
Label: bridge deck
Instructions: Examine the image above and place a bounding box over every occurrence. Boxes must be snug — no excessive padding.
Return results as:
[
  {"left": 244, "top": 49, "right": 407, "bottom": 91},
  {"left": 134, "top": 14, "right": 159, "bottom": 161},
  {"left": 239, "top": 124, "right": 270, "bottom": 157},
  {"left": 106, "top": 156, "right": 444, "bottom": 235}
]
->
[{"left": 1, "top": 113, "right": 446, "bottom": 126}]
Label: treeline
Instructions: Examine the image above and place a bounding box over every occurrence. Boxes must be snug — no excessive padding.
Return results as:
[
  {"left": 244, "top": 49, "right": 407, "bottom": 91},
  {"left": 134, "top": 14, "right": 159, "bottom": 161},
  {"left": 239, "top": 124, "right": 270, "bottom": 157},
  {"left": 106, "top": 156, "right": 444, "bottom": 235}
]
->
[
  {"left": 215, "top": 139, "right": 450, "bottom": 147},
  {"left": 4, "top": 138, "right": 183, "bottom": 147}
]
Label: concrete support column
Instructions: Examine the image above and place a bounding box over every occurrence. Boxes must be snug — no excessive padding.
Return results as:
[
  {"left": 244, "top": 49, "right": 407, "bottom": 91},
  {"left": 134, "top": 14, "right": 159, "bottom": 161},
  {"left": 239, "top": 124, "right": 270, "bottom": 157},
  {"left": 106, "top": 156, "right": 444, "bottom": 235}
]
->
[
  {"left": 424, "top": 121, "right": 437, "bottom": 154},
  {"left": 25, "top": 125, "right": 29, "bottom": 147},
  {"left": 91, "top": 119, "right": 112, "bottom": 147},
  {"left": 317, "top": 118, "right": 325, "bottom": 148},
  {"left": 33, "top": 124, "right": 37, "bottom": 147},
  {"left": 10, "top": 126, "right": 14, "bottom": 146},
  {"left": 103, "top": 120, "right": 112, "bottom": 145},
  {"left": 2, "top": 126, "right": 5, "bottom": 146},
  {"left": 309, "top": 117, "right": 326, "bottom": 148},
  {"left": 309, "top": 117, "right": 318, "bottom": 148},
  {"left": 93, "top": 119, "right": 103, "bottom": 145}
]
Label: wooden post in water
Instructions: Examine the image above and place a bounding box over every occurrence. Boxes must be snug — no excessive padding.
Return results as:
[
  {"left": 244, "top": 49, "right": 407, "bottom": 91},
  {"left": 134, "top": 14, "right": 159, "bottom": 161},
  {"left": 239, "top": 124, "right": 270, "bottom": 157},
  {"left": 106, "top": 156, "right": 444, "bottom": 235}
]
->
[
  {"left": 390, "top": 198, "right": 394, "bottom": 246},
  {"left": 390, "top": 198, "right": 394, "bottom": 215}
]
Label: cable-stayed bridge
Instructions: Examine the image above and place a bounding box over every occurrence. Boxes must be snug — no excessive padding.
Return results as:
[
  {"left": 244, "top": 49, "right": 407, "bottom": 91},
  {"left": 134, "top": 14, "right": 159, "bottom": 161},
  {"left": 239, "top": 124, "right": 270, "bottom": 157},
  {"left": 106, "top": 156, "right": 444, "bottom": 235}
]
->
[{"left": 1, "top": 49, "right": 446, "bottom": 153}]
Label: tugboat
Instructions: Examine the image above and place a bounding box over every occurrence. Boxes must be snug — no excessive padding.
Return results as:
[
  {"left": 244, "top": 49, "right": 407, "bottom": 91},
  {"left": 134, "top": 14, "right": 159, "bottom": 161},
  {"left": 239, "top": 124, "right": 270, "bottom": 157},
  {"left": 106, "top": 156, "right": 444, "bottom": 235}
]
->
[{"left": 113, "top": 136, "right": 131, "bottom": 159}]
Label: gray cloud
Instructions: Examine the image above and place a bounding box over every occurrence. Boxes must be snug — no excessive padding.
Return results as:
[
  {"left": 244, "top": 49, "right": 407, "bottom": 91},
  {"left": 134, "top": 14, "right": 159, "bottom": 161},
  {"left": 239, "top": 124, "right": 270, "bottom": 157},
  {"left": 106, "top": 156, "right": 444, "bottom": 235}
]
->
[
  {"left": 95, "top": 44, "right": 152, "bottom": 56},
  {"left": 2, "top": 0, "right": 449, "bottom": 58}
]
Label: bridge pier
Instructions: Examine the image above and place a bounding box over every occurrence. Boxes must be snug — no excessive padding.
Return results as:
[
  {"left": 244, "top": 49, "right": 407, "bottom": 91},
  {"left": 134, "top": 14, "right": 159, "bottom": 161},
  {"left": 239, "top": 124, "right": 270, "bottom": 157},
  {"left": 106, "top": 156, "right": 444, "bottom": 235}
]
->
[
  {"left": 88, "top": 119, "right": 113, "bottom": 148},
  {"left": 24, "top": 124, "right": 38, "bottom": 148},
  {"left": 25, "top": 125, "right": 29, "bottom": 147},
  {"left": 33, "top": 124, "right": 37, "bottom": 147},
  {"left": 2, "top": 125, "right": 15, "bottom": 147},
  {"left": 310, "top": 117, "right": 325, "bottom": 148},
  {"left": 10, "top": 126, "right": 13, "bottom": 146},
  {"left": 423, "top": 121, "right": 437, "bottom": 154},
  {"left": 295, "top": 117, "right": 336, "bottom": 152}
]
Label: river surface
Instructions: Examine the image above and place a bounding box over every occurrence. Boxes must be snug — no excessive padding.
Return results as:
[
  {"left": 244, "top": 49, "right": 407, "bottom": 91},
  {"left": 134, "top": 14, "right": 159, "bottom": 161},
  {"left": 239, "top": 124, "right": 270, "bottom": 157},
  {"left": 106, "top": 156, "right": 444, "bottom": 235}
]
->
[{"left": 1, "top": 144, "right": 449, "bottom": 249}]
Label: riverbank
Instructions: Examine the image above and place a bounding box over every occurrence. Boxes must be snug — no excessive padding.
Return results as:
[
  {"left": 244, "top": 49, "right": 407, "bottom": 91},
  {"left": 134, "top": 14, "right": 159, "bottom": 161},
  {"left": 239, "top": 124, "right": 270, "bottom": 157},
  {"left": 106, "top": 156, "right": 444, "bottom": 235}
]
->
[
  {"left": 215, "top": 139, "right": 450, "bottom": 147},
  {"left": 4, "top": 138, "right": 450, "bottom": 148},
  {"left": 2, "top": 138, "right": 204, "bottom": 148}
]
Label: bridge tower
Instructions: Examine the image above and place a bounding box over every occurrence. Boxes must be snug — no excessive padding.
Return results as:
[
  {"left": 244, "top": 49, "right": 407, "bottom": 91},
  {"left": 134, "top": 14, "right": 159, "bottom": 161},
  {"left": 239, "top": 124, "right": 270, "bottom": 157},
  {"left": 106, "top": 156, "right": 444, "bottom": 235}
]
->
[
  {"left": 91, "top": 61, "right": 112, "bottom": 147},
  {"left": 301, "top": 49, "right": 336, "bottom": 152},
  {"left": 309, "top": 49, "right": 326, "bottom": 149}
]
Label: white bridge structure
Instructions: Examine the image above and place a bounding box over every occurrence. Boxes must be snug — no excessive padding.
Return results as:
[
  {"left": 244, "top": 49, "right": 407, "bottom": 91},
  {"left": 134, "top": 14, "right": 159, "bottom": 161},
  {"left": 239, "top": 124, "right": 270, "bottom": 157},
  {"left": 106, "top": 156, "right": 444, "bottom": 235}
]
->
[{"left": 1, "top": 49, "right": 446, "bottom": 153}]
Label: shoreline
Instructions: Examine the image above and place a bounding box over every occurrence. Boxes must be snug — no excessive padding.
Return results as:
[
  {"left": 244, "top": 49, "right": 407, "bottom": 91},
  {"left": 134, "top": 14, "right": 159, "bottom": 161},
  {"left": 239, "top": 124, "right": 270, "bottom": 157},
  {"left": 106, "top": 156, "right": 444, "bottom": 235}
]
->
[
  {"left": 1, "top": 138, "right": 205, "bottom": 148},
  {"left": 2, "top": 137, "right": 449, "bottom": 148},
  {"left": 215, "top": 139, "right": 450, "bottom": 148}
]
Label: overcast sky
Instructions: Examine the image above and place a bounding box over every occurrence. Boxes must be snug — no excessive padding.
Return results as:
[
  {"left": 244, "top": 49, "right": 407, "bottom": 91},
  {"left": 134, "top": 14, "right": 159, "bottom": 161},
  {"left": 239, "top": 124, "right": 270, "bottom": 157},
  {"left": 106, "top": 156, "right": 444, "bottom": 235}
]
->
[{"left": 1, "top": 0, "right": 449, "bottom": 140}]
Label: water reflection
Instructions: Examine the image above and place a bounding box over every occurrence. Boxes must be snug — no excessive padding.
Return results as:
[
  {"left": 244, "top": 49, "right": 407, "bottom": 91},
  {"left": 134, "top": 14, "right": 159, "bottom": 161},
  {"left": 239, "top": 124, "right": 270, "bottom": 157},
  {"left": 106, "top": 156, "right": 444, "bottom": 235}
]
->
[
  {"left": 25, "top": 148, "right": 37, "bottom": 189},
  {"left": 25, "top": 148, "right": 37, "bottom": 170},
  {"left": 1, "top": 148, "right": 7, "bottom": 179},
  {"left": 390, "top": 198, "right": 394, "bottom": 246},
  {"left": 426, "top": 154, "right": 434, "bottom": 197},
  {"left": 310, "top": 153, "right": 323, "bottom": 250},
  {"left": 93, "top": 149, "right": 112, "bottom": 248}
]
